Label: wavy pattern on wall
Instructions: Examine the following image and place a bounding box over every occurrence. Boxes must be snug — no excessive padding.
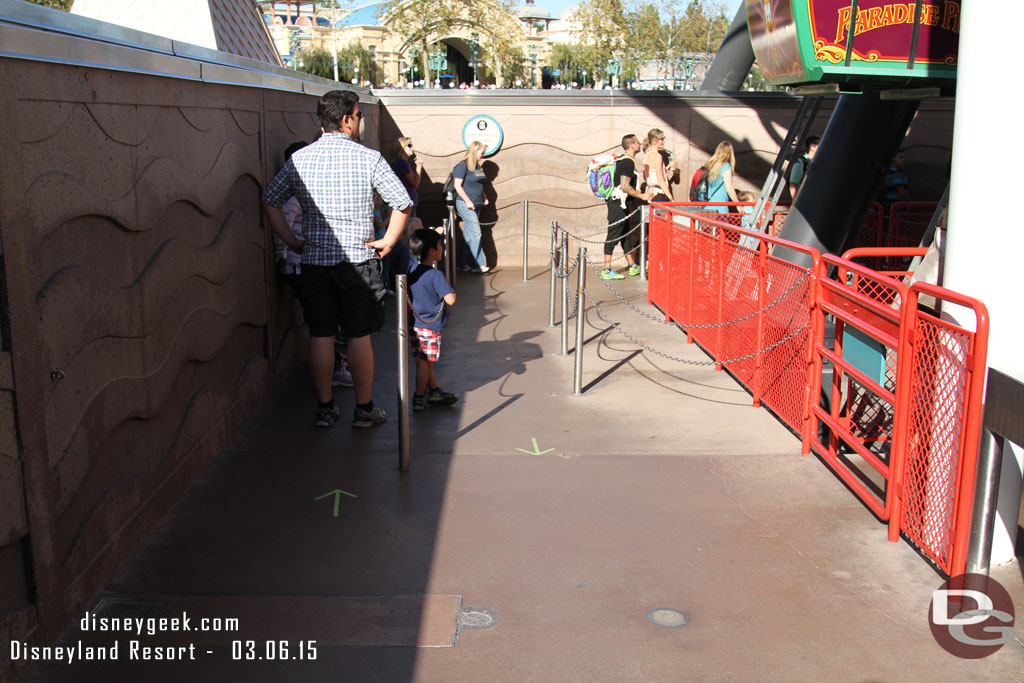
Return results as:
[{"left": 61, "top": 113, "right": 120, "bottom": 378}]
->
[
  {"left": 14, "top": 98, "right": 269, "bottom": 585},
  {"left": 26, "top": 143, "right": 261, "bottom": 237},
  {"left": 57, "top": 339, "right": 267, "bottom": 573}
]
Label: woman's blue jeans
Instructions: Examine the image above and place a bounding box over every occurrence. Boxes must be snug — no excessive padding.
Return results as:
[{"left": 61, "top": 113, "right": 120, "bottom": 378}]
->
[{"left": 455, "top": 198, "right": 484, "bottom": 269}]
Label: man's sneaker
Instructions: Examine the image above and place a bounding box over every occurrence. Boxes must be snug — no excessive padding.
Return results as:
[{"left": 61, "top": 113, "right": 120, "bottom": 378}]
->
[
  {"left": 628, "top": 264, "right": 642, "bottom": 276},
  {"left": 601, "top": 269, "right": 625, "bottom": 280},
  {"left": 412, "top": 394, "right": 427, "bottom": 412},
  {"left": 314, "top": 404, "right": 340, "bottom": 428},
  {"left": 428, "top": 389, "right": 459, "bottom": 406},
  {"left": 352, "top": 404, "right": 387, "bottom": 428},
  {"left": 332, "top": 366, "right": 353, "bottom": 387}
]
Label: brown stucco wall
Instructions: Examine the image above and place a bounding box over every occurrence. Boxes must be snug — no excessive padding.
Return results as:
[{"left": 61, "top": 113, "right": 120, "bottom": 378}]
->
[
  {"left": 378, "top": 91, "right": 953, "bottom": 266},
  {"left": 0, "top": 56, "right": 355, "bottom": 666}
]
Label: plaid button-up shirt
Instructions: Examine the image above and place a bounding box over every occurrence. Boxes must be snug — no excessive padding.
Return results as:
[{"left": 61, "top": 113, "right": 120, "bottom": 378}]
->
[{"left": 263, "top": 133, "right": 412, "bottom": 266}]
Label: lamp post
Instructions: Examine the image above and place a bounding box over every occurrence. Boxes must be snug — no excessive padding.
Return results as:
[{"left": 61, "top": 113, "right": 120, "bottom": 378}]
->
[
  {"left": 287, "top": 28, "right": 301, "bottom": 68},
  {"left": 470, "top": 32, "right": 479, "bottom": 86},
  {"left": 428, "top": 45, "right": 447, "bottom": 86},
  {"left": 528, "top": 48, "right": 537, "bottom": 88},
  {"left": 606, "top": 57, "right": 621, "bottom": 89},
  {"left": 352, "top": 63, "right": 359, "bottom": 85}
]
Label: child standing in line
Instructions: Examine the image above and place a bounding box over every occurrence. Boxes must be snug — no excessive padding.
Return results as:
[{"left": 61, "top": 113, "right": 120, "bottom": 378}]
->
[{"left": 407, "top": 228, "right": 458, "bottom": 412}]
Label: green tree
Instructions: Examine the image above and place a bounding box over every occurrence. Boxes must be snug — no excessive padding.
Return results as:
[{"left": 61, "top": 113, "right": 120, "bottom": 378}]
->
[
  {"left": 25, "top": 0, "right": 72, "bottom": 10},
  {"left": 547, "top": 43, "right": 589, "bottom": 86},
  {"left": 679, "top": 0, "right": 730, "bottom": 53},
  {"left": 626, "top": 2, "right": 689, "bottom": 84},
  {"left": 571, "top": 0, "right": 628, "bottom": 84},
  {"left": 293, "top": 42, "right": 375, "bottom": 84},
  {"left": 336, "top": 42, "right": 376, "bottom": 84},
  {"left": 294, "top": 46, "right": 335, "bottom": 79}
]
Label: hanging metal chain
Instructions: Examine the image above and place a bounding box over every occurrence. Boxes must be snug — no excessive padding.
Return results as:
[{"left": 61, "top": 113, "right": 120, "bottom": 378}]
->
[
  {"left": 584, "top": 259, "right": 810, "bottom": 329},
  {"left": 479, "top": 208, "right": 519, "bottom": 228},
  {"left": 584, "top": 290, "right": 809, "bottom": 366},
  {"left": 532, "top": 205, "right": 643, "bottom": 234},
  {"left": 404, "top": 291, "right": 445, "bottom": 325},
  {"left": 460, "top": 202, "right": 522, "bottom": 229},
  {"left": 550, "top": 249, "right": 579, "bottom": 280}
]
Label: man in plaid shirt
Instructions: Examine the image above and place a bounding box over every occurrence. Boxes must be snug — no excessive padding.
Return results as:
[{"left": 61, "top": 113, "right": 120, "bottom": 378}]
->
[{"left": 263, "top": 90, "right": 412, "bottom": 429}]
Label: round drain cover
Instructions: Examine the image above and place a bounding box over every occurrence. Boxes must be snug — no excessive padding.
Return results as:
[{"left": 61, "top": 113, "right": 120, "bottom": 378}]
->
[
  {"left": 458, "top": 608, "right": 497, "bottom": 629},
  {"left": 646, "top": 608, "right": 688, "bottom": 628}
]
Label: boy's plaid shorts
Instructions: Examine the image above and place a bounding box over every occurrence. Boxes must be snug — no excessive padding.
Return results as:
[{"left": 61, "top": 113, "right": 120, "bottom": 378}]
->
[{"left": 411, "top": 327, "right": 443, "bottom": 361}]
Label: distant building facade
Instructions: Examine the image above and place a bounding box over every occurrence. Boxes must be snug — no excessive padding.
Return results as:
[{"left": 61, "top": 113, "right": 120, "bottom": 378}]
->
[{"left": 259, "top": 0, "right": 584, "bottom": 88}]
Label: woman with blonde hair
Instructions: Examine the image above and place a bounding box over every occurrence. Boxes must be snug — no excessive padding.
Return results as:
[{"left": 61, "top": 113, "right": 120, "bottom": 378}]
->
[
  {"left": 391, "top": 136, "right": 423, "bottom": 215},
  {"left": 452, "top": 140, "right": 489, "bottom": 272},
  {"left": 642, "top": 128, "right": 672, "bottom": 202},
  {"left": 705, "top": 141, "right": 739, "bottom": 213}
]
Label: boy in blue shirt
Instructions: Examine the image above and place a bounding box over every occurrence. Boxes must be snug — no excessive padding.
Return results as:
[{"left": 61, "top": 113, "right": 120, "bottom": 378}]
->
[{"left": 407, "top": 228, "right": 458, "bottom": 411}]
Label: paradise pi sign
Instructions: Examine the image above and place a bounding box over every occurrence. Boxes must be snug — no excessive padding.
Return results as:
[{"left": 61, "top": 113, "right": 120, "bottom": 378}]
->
[{"left": 462, "top": 115, "right": 502, "bottom": 156}]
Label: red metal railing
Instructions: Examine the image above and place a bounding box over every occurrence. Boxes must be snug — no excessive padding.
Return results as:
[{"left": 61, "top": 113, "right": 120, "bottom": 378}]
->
[
  {"left": 648, "top": 203, "right": 818, "bottom": 436},
  {"left": 843, "top": 247, "right": 929, "bottom": 281},
  {"left": 808, "top": 254, "right": 909, "bottom": 521},
  {"left": 648, "top": 201, "right": 989, "bottom": 578},
  {"left": 891, "top": 285, "right": 989, "bottom": 577},
  {"left": 887, "top": 202, "right": 938, "bottom": 248}
]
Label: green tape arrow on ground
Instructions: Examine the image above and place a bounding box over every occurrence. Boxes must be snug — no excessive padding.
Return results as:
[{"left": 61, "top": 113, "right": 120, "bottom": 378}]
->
[
  {"left": 315, "top": 489, "right": 357, "bottom": 517},
  {"left": 516, "top": 438, "right": 554, "bottom": 455}
]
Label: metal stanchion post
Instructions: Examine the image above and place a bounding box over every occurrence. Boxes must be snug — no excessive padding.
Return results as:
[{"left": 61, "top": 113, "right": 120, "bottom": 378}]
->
[
  {"left": 561, "top": 230, "right": 569, "bottom": 355},
  {"left": 640, "top": 205, "right": 649, "bottom": 282},
  {"left": 522, "top": 199, "right": 529, "bottom": 281},
  {"left": 448, "top": 206, "right": 458, "bottom": 288},
  {"left": 440, "top": 218, "right": 451, "bottom": 285},
  {"left": 548, "top": 222, "right": 558, "bottom": 327},
  {"left": 396, "top": 274, "right": 411, "bottom": 472},
  {"left": 572, "top": 246, "right": 586, "bottom": 395}
]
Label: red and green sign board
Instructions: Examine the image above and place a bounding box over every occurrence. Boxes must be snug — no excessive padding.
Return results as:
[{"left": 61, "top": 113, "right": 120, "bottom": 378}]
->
[{"left": 747, "top": 1, "right": 961, "bottom": 87}]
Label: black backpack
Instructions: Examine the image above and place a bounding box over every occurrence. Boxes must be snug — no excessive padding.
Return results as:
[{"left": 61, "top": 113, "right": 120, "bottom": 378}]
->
[{"left": 443, "top": 172, "right": 456, "bottom": 206}]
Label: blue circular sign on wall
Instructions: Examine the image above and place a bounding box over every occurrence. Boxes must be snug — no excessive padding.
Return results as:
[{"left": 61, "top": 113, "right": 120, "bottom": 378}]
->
[{"left": 462, "top": 115, "right": 502, "bottom": 156}]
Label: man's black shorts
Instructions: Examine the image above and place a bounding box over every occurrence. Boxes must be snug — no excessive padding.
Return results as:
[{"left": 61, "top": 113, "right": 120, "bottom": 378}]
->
[
  {"left": 605, "top": 200, "right": 639, "bottom": 256},
  {"left": 298, "top": 259, "right": 386, "bottom": 338}
]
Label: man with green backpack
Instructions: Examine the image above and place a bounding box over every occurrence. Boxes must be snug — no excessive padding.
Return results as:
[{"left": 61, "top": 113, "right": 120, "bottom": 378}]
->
[{"left": 587, "top": 134, "right": 654, "bottom": 280}]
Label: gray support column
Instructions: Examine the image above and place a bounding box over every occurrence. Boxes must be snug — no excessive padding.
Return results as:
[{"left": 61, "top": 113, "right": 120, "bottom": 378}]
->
[
  {"left": 700, "top": 3, "right": 755, "bottom": 92},
  {"left": 774, "top": 94, "right": 918, "bottom": 266},
  {"left": 966, "top": 430, "right": 1005, "bottom": 575}
]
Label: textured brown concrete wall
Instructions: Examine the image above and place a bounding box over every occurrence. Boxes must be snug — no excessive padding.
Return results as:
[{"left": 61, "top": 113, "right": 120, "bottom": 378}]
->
[
  {"left": 378, "top": 92, "right": 953, "bottom": 266},
  {"left": 0, "top": 58, "right": 339, "bottom": 663}
]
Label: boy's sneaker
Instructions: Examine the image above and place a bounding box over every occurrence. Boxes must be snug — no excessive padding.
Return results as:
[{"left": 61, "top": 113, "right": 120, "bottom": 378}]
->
[
  {"left": 601, "top": 269, "right": 625, "bottom": 280},
  {"left": 412, "top": 394, "right": 427, "bottom": 412},
  {"left": 428, "top": 389, "right": 459, "bottom": 406},
  {"left": 352, "top": 404, "right": 387, "bottom": 428},
  {"left": 314, "top": 404, "right": 340, "bottom": 428},
  {"left": 332, "top": 366, "right": 353, "bottom": 387},
  {"left": 628, "top": 264, "right": 642, "bottom": 276}
]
